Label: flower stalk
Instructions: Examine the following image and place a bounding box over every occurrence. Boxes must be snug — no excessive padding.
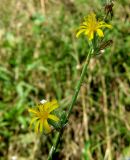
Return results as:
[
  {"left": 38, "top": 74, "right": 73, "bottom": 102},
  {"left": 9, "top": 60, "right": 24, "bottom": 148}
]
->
[
  {"left": 67, "top": 48, "right": 93, "bottom": 119},
  {"left": 47, "top": 47, "right": 93, "bottom": 160}
]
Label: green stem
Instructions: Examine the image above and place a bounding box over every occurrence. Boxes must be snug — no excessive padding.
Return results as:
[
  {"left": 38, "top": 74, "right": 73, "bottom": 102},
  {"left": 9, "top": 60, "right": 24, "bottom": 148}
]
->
[
  {"left": 67, "top": 48, "right": 92, "bottom": 119},
  {"left": 48, "top": 131, "right": 62, "bottom": 160},
  {"left": 47, "top": 48, "right": 93, "bottom": 160}
]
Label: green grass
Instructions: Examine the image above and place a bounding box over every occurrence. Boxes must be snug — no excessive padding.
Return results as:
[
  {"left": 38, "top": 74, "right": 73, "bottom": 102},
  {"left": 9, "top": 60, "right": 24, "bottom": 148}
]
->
[{"left": 0, "top": 0, "right": 130, "bottom": 159}]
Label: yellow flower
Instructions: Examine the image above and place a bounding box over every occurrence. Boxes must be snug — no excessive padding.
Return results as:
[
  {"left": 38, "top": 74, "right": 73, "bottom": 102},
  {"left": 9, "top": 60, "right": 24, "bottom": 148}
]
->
[
  {"left": 76, "top": 13, "right": 112, "bottom": 41},
  {"left": 28, "top": 99, "right": 59, "bottom": 133}
]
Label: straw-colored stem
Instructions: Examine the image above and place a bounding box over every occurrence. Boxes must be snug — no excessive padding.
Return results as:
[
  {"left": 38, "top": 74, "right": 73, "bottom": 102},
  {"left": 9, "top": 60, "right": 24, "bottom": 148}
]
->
[
  {"left": 101, "top": 76, "right": 112, "bottom": 160},
  {"left": 40, "top": 0, "right": 46, "bottom": 16}
]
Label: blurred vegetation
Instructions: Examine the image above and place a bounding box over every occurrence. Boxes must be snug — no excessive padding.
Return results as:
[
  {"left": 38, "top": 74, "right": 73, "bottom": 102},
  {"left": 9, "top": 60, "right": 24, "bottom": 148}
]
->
[{"left": 0, "top": 0, "right": 130, "bottom": 159}]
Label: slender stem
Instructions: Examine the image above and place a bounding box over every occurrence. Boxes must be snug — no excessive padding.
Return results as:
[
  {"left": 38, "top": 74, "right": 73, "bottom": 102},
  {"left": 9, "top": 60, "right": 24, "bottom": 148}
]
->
[
  {"left": 67, "top": 48, "right": 92, "bottom": 119},
  {"left": 47, "top": 48, "right": 93, "bottom": 160},
  {"left": 48, "top": 131, "right": 62, "bottom": 160}
]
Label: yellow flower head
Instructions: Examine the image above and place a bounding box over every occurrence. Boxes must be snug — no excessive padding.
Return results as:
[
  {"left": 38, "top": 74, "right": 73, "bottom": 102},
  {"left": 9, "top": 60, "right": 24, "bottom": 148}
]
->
[
  {"left": 76, "top": 13, "right": 112, "bottom": 41},
  {"left": 28, "top": 99, "right": 59, "bottom": 133}
]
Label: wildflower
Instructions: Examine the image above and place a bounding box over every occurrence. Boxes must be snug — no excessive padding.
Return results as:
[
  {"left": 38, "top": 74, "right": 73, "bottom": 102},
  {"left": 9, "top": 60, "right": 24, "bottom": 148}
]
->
[
  {"left": 28, "top": 99, "right": 59, "bottom": 133},
  {"left": 76, "top": 13, "right": 112, "bottom": 40}
]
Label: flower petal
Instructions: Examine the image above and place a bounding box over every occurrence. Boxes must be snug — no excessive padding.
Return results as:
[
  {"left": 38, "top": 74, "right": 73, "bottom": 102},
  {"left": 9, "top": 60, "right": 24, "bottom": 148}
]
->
[
  {"left": 87, "top": 13, "right": 97, "bottom": 24},
  {"left": 88, "top": 31, "right": 94, "bottom": 40},
  {"left": 43, "top": 120, "right": 51, "bottom": 133},
  {"left": 76, "top": 29, "right": 86, "bottom": 38},
  {"left": 38, "top": 104, "right": 44, "bottom": 113},
  {"left": 48, "top": 100, "right": 59, "bottom": 113},
  {"left": 48, "top": 114, "right": 59, "bottom": 122},
  {"left": 44, "top": 101, "right": 51, "bottom": 110},
  {"left": 105, "top": 24, "right": 112, "bottom": 29},
  {"left": 30, "top": 117, "right": 39, "bottom": 128},
  {"left": 35, "top": 120, "right": 40, "bottom": 133},
  {"left": 79, "top": 25, "right": 88, "bottom": 29},
  {"left": 97, "top": 29, "right": 104, "bottom": 37},
  {"left": 40, "top": 120, "right": 43, "bottom": 133},
  {"left": 83, "top": 22, "right": 88, "bottom": 26},
  {"left": 28, "top": 108, "right": 39, "bottom": 114},
  {"left": 98, "top": 21, "right": 112, "bottom": 29},
  {"left": 84, "top": 29, "right": 89, "bottom": 35}
]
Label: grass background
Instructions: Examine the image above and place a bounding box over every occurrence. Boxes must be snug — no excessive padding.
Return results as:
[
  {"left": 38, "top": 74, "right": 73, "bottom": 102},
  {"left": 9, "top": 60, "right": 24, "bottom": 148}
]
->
[{"left": 0, "top": 0, "right": 130, "bottom": 159}]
